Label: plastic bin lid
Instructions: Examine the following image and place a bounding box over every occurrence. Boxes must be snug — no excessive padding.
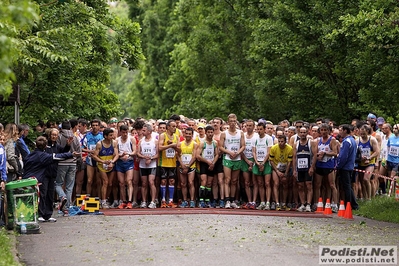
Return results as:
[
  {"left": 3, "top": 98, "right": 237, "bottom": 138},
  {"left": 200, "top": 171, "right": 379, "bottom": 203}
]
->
[{"left": 5, "top": 178, "right": 38, "bottom": 190}]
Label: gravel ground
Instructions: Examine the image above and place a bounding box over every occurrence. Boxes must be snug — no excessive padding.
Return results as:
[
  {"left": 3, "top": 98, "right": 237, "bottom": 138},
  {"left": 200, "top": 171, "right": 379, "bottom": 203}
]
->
[{"left": 16, "top": 214, "right": 399, "bottom": 266}]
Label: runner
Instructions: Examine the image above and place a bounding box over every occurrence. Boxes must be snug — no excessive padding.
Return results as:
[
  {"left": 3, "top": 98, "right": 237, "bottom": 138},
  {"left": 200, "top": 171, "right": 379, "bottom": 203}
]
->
[
  {"left": 92, "top": 128, "right": 119, "bottom": 208},
  {"left": 219, "top": 114, "right": 245, "bottom": 209},
  {"left": 293, "top": 127, "right": 317, "bottom": 212},
  {"left": 269, "top": 135, "right": 293, "bottom": 211},
  {"left": 115, "top": 125, "right": 136, "bottom": 209},
  {"left": 314, "top": 123, "right": 339, "bottom": 213},
  {"left": 158, "top": 120, "right": 180, "bottom": 208},
  {"left": 197, "top": 125, "right": 219, "bottom": 208},
  {"left": 177, "top": 127, "right": 198, "bottom": 208},
  {"left": 356, "top": 125, "right": 380, "bottom": 200},
  {"left": 252, "top": 122, "right": 273, "bottom": 210},
  {"left": 82, "top": 119, "right": 103, "bottom": 197},
  {"left": 137, "top": 123, "right": 158, "bottom": 209},
  {"left": 240, "top": 119, "right": 257, "bottom": 209}
]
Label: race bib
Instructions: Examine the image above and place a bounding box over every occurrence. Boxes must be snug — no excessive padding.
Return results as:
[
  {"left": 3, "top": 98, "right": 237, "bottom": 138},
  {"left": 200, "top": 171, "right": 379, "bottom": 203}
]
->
[
  {"left": 204, "top": 149, "right": 214, "bottom": 161},
  {"left": 182, "top": 154, "right": 192, "bottom": 165},
  {"left": 389, "top": 146, "right": 399, "bottom": 157},
  {"left": 166, "top": 148, "right": 175, "bottom": 158},
  {"left": 297, "top": 158, "right": 308, "bottom": 169},
  {"left": 244, "top": 147, "right": 253, "bottom": 158},
  {"left": 231, "top": 145, "right": 239, "bottom": 153},
  {"left": 277, "top": 162, "right": 287, "bottom": 172},
  {"left": 143, "top": 148, "right": 152, "bottom": 157},
  {"left": 361, "top": 147, "right": 371, "bottom": 158},
  {"left": 257, "top": 150, "right": 266, "bottom": 162}
]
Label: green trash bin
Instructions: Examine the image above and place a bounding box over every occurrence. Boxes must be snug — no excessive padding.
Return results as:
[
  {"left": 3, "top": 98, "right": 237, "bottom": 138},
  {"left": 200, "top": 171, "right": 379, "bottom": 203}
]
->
[{"left": 5, "top": 178, "right": 40, "bottom": 233}]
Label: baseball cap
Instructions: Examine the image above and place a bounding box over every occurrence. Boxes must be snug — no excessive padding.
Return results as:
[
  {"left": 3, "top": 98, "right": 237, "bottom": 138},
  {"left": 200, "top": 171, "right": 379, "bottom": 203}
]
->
[
  {"left": 197, "top": 123, "right": 206, "bottom": 129},
  {"left": 367, "top": 113, "right": 377, "bottom": 120},
  {"left": 377, "top": 117, "right": 385, "bottom": 125}
]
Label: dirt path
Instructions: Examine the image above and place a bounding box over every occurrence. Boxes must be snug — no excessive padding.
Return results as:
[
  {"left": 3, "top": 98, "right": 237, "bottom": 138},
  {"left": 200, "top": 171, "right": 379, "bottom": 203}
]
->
[{"left": 17, "top": 213, "right": 399, "bottom": 266}]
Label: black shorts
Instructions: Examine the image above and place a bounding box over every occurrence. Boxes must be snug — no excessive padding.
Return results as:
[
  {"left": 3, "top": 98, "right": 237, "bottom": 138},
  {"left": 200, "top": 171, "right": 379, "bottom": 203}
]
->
[
  {"left": 315, "top": 167, "right": 333, "bottom": 176},
  {"left": 214, "top": 157, "right": 223, "bottom": 174},
  {"left": 296, "top": 171, "right": 313, "bottom": 182},
  {"left": 200, "top": 162, "right": 216, "bottom": 176},
  {"left": 179, "top": 167, "right": 196, "bottom": 174},
  {"left": 140, "top": 167, "right": 156, "bottom": 177},
  {"left": 158, "top": 167, "right": 176, "bottom": 179}
]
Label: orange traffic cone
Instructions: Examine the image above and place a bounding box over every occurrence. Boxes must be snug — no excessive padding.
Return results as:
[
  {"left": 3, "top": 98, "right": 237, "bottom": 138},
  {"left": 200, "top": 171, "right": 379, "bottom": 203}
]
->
[
  {"left": 323, "top": 198, "right": 332, "bottom": 215},
  {"left": 343, "top": 202, "right": 354, "bottom": 220},
  {"left": 337, "top": 200, "right": 345, "bottom": 217},
  {"left": 80, "top": 197, "right": 87, "bottom": 211},
  {"left": 315, "top": 197, "right": 324, "bottom": 213}
]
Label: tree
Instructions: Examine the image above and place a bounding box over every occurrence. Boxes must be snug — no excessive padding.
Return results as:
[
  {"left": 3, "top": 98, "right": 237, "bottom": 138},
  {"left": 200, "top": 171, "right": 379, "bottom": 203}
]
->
[{"left": 0, "top": 0, "right": 143, "bottom": 125}]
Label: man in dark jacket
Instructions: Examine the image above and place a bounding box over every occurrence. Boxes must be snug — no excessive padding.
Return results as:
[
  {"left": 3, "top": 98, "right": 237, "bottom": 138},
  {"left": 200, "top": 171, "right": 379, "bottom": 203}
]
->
[
  {"left": 23, "top": 135, "right": 73, "bottom": 222},
  {"left": 337, "top": 124, "right": 359, "bottom": 211}
]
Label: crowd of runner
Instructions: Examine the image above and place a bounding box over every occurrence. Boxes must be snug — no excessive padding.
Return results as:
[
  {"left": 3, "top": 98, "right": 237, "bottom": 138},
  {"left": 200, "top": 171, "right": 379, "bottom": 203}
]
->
[{"left": 0, "top": 112, "right": 396, "bottom": 221}]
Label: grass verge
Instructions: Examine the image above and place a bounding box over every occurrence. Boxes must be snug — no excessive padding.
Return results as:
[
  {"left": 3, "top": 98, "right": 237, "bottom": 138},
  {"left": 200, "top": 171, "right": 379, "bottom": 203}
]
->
[
  {"left": 0, "top": 228, "right": 19, "bottom": 266},
  {"left": 353, "top": 196, "right": 399, "bottom": 224}
]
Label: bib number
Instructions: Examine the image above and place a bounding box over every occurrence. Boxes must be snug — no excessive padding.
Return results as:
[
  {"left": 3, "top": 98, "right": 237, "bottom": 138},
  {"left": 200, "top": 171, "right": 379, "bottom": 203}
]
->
[
  {"left": 166, "top": 148, "right": 175, "bottom": 158},
  {"left": 277, "top": 162, "right": 287, "bottom": 172},
  {"left": 389, "top": 146, "right": 399, "bottom": 157},
  {"left": 297, "top": 158, "right": 308, "bottom": 169},
  {"left": 182, "top": 154, "right": 192, "bottom": 165}
]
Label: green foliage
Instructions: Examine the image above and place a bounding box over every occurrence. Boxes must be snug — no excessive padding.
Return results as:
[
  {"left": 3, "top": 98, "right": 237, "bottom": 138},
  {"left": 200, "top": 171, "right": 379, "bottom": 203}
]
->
[
  {"left": 0, "top": 229, "right": 19, "bottom": 266},
  {"left": 354, "top": 196, "right": 399, "bottom": 224},
  {"left": 0, "top": 0, "right": 39, "bottom": 97},
  {"left": 0, "top": 0, "right": 143, "bottom": 125},
  {"left": 119, "top": 0, "right": 399, "bottom": 123}
]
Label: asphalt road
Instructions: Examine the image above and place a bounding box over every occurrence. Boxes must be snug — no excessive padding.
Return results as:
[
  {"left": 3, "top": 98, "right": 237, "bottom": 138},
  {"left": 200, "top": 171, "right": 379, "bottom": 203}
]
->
[{"left": 16, "top": 212, "right": 399, "bottom": 266}]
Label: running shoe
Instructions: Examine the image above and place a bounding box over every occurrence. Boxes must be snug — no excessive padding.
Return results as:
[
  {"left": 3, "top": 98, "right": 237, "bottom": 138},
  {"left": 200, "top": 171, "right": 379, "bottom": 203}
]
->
[
  {"left": 281, "top": 204, "right": 287, "bottom": 211},
  {"left": 118, "top": 202, "right": 127, "bottom": 209},
  {"left": 179, "top": 201, "right": 188, "bottom": 208},
  {"left": 265, "top": 202, "right": 270, "bottom": 210},
  {"left": 206, "top": 201, "right": 211, "bottom": 208},
  {"left": 210, "top": 200, "right": 217, "bottom": 208},
  {"left": 148, "top": 201, "right": 157, "bottom": 209},
  {"left": 101, "top": 201, "right": 110, "bottom": 209},
  {"left": 140, "top": 201, "right": 147, "bottom": 208},
  {"left": 257, "top": 202, "right": 266, "bottom": 210},
  {"left": 132, "top": 201, "right": 139, "bottom": 208},
  {"left": 225, "top": 200, "right": 231, "bottom": 209},
  {"left": 189, "top": 200, "right": 195, "bottom": 208},
  {"left": 63, "top": 210, "right": 69, "bottom": 217},
  {"left": 241, "top": 202, "right": 249, "bottom": 209},
  {"left": 276, "top": 203, "right": 281, "bottom": 211},
  {"left": 126, "top": 202, "right": 133, "bottom": 209},
  {"left": 111, "top": 200, "right": 119, "bottom": 208},
  {"left": 167, "top": 201, "right": 175, "bottom": 208},
  {"left": 38, "top": 217, "right": 46, "bottom": 222},
  {"left": 305, "top": 204, "right": 312, "bottom": 212},
  {"left": 284, "top": 203, "right": 290, "bottom": 211},
  {"left": 219, "top": 200, "right": 225, "bottom": 208},
  {"left": 59, "top": 197, "right": 67, "bottom": 212},
  {"left": 297, "top": 204, "right": 306, "bottom": 212},
  {"left": 249, "top": 202, "right": 256, "bottom": 210},
  {"left": 161, "top": 201, "right": 167, "bottom": 208},
  {"left": 199, "top": 201, "right": 206, "bottom": 208},
  {"left": 331, "top": 204, "right": 338, "bottom": 213},
  {"left": 291, "top": 203, "right": 297, "bottom": 211},
  {"left": 47, "top": 217, "right": 57, "bottom": 222},
  {"left": 270, "top": 202, "right": 276, "bottom": 210},
  {"left": 231, "top": 201, "right": 239, "bottom": 209}
]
